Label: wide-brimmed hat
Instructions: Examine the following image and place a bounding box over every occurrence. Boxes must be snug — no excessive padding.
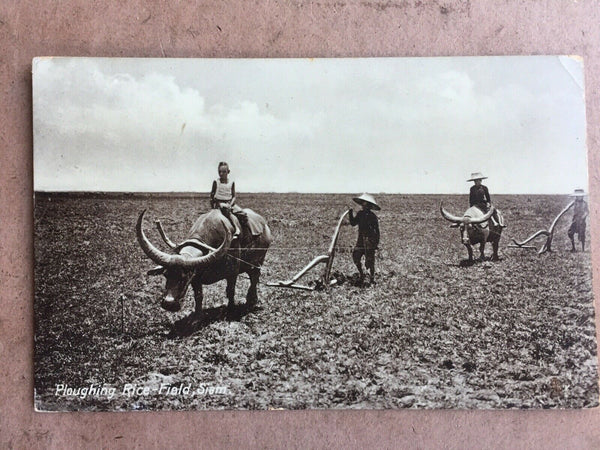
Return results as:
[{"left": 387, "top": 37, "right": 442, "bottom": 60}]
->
[
  {"left": 353, "top": 193, "right": 380, "bottom": 210},
  {"left": 569, "top": 188, "right": 586, "bottom": 197},
  {"left": 467, "top": 172, "right": 488, "bottom": 182}
]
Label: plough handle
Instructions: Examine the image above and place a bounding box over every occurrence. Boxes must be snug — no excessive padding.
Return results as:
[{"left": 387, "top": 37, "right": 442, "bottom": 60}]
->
[
  {"left": 324, "top": 209, "right": 350, "bottom": 285},
  {"left": 548, "top": 201, "right": 574, "bottom": 234}
]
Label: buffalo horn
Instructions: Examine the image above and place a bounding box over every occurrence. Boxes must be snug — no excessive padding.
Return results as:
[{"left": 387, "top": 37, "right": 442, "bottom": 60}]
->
[
  {"left": 136, "top": 209, "right": 230, "bottom": 269},
  {"left": 439, "top": 202, "right": 464, "bottom": 223},
  {"left": 467, "top": 206, "right": 495, "bottom": 224}
]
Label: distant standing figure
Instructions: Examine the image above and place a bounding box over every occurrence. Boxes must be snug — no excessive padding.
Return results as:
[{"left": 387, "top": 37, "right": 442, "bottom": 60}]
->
[
  {"left": 568, "top": 189, "right": 588, "bottom": 252},
  {"left": 210, "top": 161, "right": 243, "bottom": 238},
  {"left": 468, "top": 172, "right": 505, "bottom": 227},
  {"left": 349, "top": 193, "right": 380, "bottom": 285}
]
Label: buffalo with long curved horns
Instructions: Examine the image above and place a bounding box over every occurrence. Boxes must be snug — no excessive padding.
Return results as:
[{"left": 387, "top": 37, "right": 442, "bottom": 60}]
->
[
  {"left": 137, "top": 208, "right": 271, "bottom": 318},
  {"left": 440, "top": 203, "right": 503, "bottom": 262}
]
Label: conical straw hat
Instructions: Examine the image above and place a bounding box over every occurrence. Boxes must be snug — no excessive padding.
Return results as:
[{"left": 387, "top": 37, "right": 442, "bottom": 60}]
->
[
  {"left": 467, "top": 172, "right": 487, "bottom": 182},
  {"left": 569, "top": 188, "right": 586, "bottom": 197},
  {"left": 352, "top": 193, "right": 380, "bottom": 210}
]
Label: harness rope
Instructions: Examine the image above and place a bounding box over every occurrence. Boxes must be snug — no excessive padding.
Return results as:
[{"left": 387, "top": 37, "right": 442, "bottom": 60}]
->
[{"left": 178, "top": 238, "right": 273, "bottom": 273}]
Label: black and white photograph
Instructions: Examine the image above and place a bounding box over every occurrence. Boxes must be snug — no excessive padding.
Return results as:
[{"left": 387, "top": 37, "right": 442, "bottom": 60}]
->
[{"left": 33, "top": 56, "right": 597, "bottom": 410}]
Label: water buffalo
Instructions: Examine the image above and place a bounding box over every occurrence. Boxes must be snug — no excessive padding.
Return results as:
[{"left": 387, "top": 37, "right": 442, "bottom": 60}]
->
[
  {"left": 440, "top": 203, "right": 503, "bottom": 261},
  {"left": 136, "top": 208, "right": 271, "bottom": 319}
]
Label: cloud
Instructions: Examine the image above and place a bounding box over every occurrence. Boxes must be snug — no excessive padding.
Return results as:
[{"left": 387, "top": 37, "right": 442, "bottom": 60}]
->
[
  {"left": 34, "top": 58, "right": 321, "bottom": 191},
  {"left": 33, "top": 57, "right": 588, "bottom": 194}
]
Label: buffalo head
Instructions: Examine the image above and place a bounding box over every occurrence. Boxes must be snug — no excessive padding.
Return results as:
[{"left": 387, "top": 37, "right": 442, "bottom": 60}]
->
[
  {"left": 440, "top": 203, "right": 494, "bottom": 243},
  {"left": 440, "top": 202, "right": 502, "bottom": 261},
  {"left": 136, "top": 209, "right": 231, "bottom": 312}
]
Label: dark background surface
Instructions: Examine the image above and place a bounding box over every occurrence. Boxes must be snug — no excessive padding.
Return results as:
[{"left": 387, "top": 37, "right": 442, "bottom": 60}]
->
[{"left": 2, "top": 1, "right": 600, "bottom": 447}]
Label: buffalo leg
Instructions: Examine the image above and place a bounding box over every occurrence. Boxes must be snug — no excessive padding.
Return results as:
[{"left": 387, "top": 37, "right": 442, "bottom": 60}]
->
[
  {"left": 191, "top": 278, "right": 204, "bottom": 315},
  {"left": 491, "top": 239, "right": 500, "bottom": 261},
  {"left": 465, "top": 244, "right": 474, "bottom": 261},
  {"left": 225, "top": 276, "right": 237, "bottom": 317},
  {"left": 479, "top": 242, "right": 486, "bottom": 261},
  {"left": 246, "top": 268, "right": 260, "bottom": 310}
]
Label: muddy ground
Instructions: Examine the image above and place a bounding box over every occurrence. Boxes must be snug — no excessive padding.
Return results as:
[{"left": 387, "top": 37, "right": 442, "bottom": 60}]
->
[{"left": 33, "top": 193, "right": 598, "bottom": 410}]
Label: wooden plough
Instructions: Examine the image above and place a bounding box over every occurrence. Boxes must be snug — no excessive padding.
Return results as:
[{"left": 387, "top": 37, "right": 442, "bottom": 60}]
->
[
  {"left": 508, "top": 201, "right": 574, "bottom": 254},
  {"left": 266, "top": 209, "right": 350, "bottom": 291}
]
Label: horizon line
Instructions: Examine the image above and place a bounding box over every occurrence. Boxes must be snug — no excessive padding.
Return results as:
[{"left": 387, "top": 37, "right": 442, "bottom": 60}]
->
[{"left": 33, "top": 190, "right": 583, "bottom": 196}]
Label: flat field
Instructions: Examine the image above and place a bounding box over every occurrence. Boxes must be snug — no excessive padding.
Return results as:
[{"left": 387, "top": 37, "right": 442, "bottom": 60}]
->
[{"left": 33, "top": 193, "right": 598, "bottom": 410}]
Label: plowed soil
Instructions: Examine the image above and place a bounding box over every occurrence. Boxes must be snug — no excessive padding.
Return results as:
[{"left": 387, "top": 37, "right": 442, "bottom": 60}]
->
[{"left": 33, "top": 193, "right": 598, "bottom": 410}]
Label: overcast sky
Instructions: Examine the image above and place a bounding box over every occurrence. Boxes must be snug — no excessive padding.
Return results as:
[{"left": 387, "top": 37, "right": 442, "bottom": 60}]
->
[{"left": 33, "top": 56, "right": 587, "bottom": 194}]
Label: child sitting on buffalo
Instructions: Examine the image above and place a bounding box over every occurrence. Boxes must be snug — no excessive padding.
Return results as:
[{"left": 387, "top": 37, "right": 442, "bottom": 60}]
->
[
  {"left": 348, "top": 193, "right": 380, "bottom": 285},
  {"left": 210, "top": 161, "right": 245, "bottom": 238}
]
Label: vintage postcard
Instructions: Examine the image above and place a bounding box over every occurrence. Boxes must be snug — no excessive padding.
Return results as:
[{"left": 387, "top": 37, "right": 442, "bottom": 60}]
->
[{"left": 33, "top": 56, "right": 598, "bottom": 410}]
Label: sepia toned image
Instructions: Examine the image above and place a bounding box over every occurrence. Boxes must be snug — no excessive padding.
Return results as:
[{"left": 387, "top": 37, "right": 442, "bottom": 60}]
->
[{"left": 33, "top": 56, "right": 597, "bottom": 410}]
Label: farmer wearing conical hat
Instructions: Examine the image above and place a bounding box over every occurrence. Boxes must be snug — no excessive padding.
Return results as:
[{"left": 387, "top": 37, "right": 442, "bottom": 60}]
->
[
  {"left": 348, "top": 193, "right": 380, "bottom": 285},
  {"left": 468, "top": 172, "right": 491, "bottom": 211},
  {"left": 568, "top": 189, "right": 588, "bottom": 252},
  {"left": 468, "top": 172, "right": 505, "bottom": 227}
]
